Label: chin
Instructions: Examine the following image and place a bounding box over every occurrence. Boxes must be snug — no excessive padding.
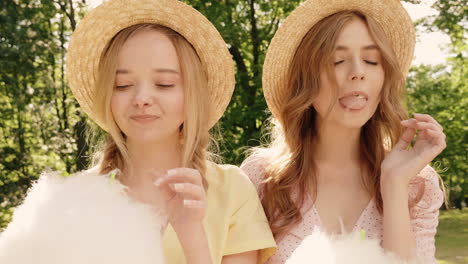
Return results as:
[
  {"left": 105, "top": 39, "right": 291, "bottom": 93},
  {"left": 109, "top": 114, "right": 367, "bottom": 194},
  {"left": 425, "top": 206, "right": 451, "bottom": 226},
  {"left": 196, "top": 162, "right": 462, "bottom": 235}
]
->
[
  {"left": 335, "top": 118, "right": 369, "bottom": 130},
  {"left": 339, "top": 112, "right": 374, "bottom": 128},
  {"left": 127, "top": 129, "right": 178, "bottom": 145}
]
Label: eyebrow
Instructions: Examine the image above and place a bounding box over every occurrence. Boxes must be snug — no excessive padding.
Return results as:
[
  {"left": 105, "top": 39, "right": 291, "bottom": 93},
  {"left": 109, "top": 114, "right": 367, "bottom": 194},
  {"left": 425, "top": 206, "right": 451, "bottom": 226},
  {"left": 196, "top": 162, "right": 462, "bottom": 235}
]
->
[
  {"left": 335, "top": 45, "right": 379, "bottom": 51},
  {"left": 116, "top": 68, "right": 180, "bottom": 74}
]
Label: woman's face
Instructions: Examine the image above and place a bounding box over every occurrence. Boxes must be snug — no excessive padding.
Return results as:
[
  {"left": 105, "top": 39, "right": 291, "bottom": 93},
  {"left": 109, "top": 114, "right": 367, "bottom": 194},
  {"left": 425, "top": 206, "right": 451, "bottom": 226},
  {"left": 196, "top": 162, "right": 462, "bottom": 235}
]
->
[
  {"left": 314, "top": 18, "right": 384, "bottom": 129},
  {"left": 111, "top": 29, "right": 185, "bottom": 144}
]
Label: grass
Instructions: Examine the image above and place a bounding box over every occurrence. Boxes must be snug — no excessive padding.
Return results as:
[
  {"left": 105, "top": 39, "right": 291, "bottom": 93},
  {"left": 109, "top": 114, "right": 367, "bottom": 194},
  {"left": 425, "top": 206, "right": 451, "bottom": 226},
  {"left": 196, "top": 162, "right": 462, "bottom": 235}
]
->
[{"left": 436, "top": 208, "right": 468, "bottom": 264}]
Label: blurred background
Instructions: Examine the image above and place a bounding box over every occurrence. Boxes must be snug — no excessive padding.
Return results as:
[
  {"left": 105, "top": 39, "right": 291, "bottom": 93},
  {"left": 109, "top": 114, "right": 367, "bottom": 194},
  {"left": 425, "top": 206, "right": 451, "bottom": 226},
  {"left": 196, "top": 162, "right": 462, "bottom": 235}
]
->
[{"left": 0, "top": 0, "right": 466, "bottom": 262}]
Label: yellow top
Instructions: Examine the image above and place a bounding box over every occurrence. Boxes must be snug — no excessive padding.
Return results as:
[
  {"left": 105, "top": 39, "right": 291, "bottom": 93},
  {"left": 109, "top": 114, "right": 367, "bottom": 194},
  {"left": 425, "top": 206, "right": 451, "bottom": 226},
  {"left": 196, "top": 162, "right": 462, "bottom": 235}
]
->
[{"left": 162, "top": 162, "right": 276, "bottom": 263}]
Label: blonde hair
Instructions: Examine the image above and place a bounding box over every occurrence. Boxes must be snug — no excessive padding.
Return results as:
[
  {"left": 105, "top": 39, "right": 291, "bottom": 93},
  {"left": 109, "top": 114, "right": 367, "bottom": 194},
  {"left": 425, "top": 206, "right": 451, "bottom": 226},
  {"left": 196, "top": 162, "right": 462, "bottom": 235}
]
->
[
  {"left": 251, "top": 11, "right": 414, "bottom": 238},
  {"left": 89, "top": 24, "right": 212, "bottom": 181}
]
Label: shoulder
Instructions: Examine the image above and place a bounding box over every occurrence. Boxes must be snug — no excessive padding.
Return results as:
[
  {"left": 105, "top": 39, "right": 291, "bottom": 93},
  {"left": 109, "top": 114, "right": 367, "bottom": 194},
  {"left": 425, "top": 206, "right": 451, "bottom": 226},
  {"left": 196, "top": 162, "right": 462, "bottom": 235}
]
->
[
  {"left": 204, "top": 161, "right": 265, "bottom": 220},
  {"left": 409, "top": 165, "right": 444, "bottom": 211},
  {"left": 239, "top": 151, "right": 272, "bottom": 191},
  {"left": 205, "top": 161, "right": 256, "bottom": 193},
  {"left": 413, "top": 165, "right": 440, "bottom": 183}
]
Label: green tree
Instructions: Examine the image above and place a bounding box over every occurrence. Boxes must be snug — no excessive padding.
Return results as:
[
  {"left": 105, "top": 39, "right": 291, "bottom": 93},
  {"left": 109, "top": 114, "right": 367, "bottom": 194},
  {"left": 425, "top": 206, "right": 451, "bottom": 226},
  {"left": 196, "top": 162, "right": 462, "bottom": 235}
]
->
[
  {"left": 406, "top": 63, "right": 467, "bottom": 209},
  {"left": 181, "top": 0, "right": 303, "bottom": 164},
  {"left": 0, "top": 0, "right": 88, "bottom": 229},
  {"left": 407, "top": 0, "right": 467, "bottom": 209}
]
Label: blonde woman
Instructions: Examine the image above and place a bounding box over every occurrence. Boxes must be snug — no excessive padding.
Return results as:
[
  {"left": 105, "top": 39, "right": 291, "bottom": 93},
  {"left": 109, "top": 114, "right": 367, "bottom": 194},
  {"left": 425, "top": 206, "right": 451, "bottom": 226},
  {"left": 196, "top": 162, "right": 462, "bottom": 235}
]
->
[
  {"left": 0, "top": 0, "right": 275, "bottom": 263},
  {"left": 241, "top": 0, "right": 445, "bottom": 263}
]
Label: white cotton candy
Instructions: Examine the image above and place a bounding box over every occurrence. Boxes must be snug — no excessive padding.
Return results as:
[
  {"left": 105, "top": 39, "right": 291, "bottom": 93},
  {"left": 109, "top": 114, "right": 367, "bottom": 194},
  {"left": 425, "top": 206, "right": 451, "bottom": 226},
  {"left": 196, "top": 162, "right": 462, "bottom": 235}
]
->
[
  {"left": 286, "top": 229, "right": 411, "bottom": 264},
  {"left": 0, "top": 169, "right": 165, "bottom": 264}
]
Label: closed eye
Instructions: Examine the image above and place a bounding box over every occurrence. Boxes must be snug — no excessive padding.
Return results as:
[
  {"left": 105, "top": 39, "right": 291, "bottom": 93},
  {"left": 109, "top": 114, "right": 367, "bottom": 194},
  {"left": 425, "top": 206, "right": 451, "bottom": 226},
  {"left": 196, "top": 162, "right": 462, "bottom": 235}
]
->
[
  {"left": 364, "top": 60, "right": 378, "bottom": 65},
  {"left": 334, "top": 60, "right": 345, "bottom": 65},
  {"left": 156, "top": 84, "right": 175, "bottom": 88},
  {"left": 116, "top": 85, "right": 132, "bottom": 89}
]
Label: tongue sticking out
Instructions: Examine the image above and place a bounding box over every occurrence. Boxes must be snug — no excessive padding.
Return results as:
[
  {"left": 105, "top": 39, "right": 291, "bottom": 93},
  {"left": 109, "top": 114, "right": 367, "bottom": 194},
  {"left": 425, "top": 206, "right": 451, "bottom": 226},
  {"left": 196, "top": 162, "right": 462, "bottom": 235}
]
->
[{"left": 339, "top": 95, "right": 367, "bottom": 110}]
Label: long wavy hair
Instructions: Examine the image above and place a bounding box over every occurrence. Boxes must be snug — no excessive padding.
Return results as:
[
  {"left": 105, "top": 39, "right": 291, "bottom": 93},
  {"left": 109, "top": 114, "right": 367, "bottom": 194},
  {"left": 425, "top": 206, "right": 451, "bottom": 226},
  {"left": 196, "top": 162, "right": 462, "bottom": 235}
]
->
[
  {"left": 253, "top": 11, "right": 417, "bottom": 239},
  {"left": 89, "top": 24, "right": 213, "bottom": 182}
]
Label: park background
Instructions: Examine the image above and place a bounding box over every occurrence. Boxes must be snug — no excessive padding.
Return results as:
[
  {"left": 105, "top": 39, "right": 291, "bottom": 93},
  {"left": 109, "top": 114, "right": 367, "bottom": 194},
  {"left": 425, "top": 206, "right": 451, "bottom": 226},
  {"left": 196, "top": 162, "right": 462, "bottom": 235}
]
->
[{"left": 0, "top": 0, "right": 466, "bottom": 263}]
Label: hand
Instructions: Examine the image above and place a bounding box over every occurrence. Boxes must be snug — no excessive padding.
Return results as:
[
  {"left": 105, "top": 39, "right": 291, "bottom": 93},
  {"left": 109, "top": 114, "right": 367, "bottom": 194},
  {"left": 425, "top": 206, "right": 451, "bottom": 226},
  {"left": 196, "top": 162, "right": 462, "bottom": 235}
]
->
[
  {"left": 153, "top": 168, "right": 206, "bottom": 231},
  {"left": 381, "top": 113, "right": 446, "bottom": 187}
]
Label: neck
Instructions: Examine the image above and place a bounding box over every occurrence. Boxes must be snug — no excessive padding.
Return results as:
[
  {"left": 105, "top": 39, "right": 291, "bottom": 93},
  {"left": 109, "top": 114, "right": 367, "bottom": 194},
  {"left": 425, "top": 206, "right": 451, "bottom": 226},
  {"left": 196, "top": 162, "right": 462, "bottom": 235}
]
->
[
  {"left": 123, "top": 135, "right": 182, "bottom": 183},
  {"left": 314, "top": 121, "right": 362, "bottom": 164}
]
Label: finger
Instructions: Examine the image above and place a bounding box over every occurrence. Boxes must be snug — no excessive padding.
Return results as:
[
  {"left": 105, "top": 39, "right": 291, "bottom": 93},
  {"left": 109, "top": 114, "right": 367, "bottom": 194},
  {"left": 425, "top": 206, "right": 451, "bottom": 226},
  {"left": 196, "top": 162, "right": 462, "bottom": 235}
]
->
[
  {"left": 150, "top": 169, "right": 167, "bottom": 184},
  {"left": 401, "top": 120, "right": 441, "bottom": 132},
  {"left": 394, "top": 127, "right": 416, "bottom": 150},
  {"left": 148, "top": 170, "right": 177, "bottom": 201},
  {"left": 400, "top": 118, "right": 417, "bottom": 127},
  {"left": 413, "top": 113, "right": 443, "bottom": 130},
  {"left": 417, "top": 128, "right": 429, "bottom": 141},
  {"left": 153, "top": 180, "right": 177, "bottom": 202},
  {"left": 183, "top": 200, "right": 205, "bottom": 210},
  {"left": 173, "top": 183, "right": 205, "bottom": 200},
  {"left": 172, "top": 168, "right": 203, "bottom": 183},
  {"left": 154, "top": 168, "right": 202, "bottom": 187},
  {"left": 426, "top": 129, "right": 447, "bottom": 149}
]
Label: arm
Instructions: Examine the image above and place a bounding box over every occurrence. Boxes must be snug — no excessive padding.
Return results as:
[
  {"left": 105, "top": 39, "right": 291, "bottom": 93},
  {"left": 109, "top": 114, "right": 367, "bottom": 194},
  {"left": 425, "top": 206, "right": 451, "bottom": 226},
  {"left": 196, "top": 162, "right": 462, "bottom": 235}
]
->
[
  {"left": 380, "top": 113, "right": 446, "bottom": 261},
  {"left": 381, "top": 177, "right": 416, "bottom": 260},
  {"left": 154, "top": 168, "right": 213, "bottom": 264},
  {"left": 410, "top": 167, "right": 444, "bottom": 263},
  {"left": 381, "top": 169, "right": 443, "bottom": 264},
  {"left": 176, "top": 224, "right": 213, "bottom": 264}
]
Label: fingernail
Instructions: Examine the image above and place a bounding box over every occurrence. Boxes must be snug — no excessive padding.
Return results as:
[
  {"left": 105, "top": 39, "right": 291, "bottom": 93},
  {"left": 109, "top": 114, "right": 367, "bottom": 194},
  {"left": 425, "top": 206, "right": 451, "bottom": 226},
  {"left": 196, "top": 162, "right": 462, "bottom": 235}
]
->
[
  {"left": 154, "top": 177, "right": 165, "bottom": 186},
  {"left": 174, "top": 183, "right": 184, "bottom": 191},
  {"left": 183, "top": 200, "right": 196, "bottom": 206},
  {"left": 167, "top": 169, "right": 177, "bottom": 176}
]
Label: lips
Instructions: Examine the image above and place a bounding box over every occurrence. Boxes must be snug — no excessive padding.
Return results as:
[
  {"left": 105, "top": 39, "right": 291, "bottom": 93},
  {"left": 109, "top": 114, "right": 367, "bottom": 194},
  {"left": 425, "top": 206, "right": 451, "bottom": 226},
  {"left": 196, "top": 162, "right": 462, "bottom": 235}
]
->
[
  {"left": 339, "top": 91, "right": 368, "bottom": 111},
  {"left": 130, "top": 114, "right": 159, "bottom": 123}
]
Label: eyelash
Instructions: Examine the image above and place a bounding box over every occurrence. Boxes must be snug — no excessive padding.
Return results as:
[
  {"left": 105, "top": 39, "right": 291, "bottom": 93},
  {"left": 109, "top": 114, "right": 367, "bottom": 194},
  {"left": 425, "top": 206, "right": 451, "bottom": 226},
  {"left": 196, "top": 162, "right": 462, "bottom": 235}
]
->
[
  {"left": 334, "top": 60, "right": 379, "bottom": 66},
  {"left": 157, "top": 84, "right": 174, "bottom": 88},
  {"left": 364, "top": 60, "right": 378, "bottom": 65},
  {"left": 334, "top": 60, "right": 344, "bottom": 65},
  {"left": 115, "top": 84, "right": 175, "bottom": 89}
]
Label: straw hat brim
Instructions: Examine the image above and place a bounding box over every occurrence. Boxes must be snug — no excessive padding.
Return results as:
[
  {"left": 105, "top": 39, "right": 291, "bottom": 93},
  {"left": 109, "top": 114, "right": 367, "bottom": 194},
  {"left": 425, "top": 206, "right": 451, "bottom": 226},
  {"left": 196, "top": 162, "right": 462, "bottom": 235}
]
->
[
  {"left": 66, "top": 0, "right": 235, "bottom": 130},
  {"left": 263, "top": 0, "right": 415, "bottom": 118}
]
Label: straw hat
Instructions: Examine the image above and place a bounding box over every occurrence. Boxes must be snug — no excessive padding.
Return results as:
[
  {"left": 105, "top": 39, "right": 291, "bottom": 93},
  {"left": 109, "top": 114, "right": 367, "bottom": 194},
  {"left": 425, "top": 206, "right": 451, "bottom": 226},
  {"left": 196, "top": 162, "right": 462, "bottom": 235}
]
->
[
  {"left": 263, "top": 0, "right": 415, "bottom": 118},
  {"left": 66, "top": 0, "right": 234, "bottom": 130}
]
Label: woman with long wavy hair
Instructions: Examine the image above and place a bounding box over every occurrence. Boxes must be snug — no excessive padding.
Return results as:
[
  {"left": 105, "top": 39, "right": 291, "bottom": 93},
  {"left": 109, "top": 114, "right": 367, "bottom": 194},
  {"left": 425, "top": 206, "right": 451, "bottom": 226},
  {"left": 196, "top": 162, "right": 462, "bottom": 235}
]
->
[{"left": 241, "top": 1, "right": 446, "bottom": 263}]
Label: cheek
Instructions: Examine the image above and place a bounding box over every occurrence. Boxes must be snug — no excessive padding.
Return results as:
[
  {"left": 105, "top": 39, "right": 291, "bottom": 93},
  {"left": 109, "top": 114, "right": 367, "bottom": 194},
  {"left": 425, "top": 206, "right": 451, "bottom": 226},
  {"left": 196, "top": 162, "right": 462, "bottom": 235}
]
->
[
  {"left": 334, "top": 68, "right": 348, "bottom": 87},
  {"left": 110, "top": 94, "right": 117, "bottom": 113},
  {"left": 371, "top": 69, "right": 385, "bottom": 101},
  {"left": 164, "top": 89, "right": 185, "bottom": 117},
  {"left": 110, "top": 93, "right": 127, "bottom": 123},
  {"left": 314, "top": 74, "right": 335, "bottom": 115},
  {"left": 174, "top": 91, "right": 185, "bottom": 115}
]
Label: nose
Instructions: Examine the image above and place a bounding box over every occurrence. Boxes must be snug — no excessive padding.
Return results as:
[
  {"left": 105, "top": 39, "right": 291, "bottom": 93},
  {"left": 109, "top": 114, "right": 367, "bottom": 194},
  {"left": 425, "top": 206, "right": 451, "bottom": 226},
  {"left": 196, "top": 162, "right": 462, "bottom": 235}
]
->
[
  {"left": 348, "top": 59, "right": 365, "bottom": 81},
  {"left": 132, "top": 84, "right": 154, "bottom": 108}
]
